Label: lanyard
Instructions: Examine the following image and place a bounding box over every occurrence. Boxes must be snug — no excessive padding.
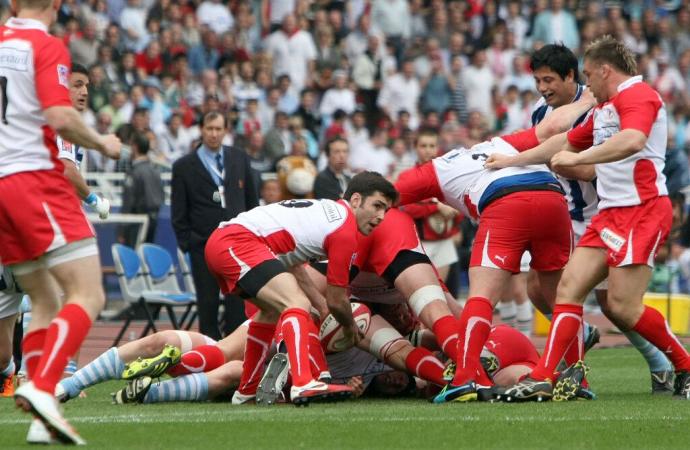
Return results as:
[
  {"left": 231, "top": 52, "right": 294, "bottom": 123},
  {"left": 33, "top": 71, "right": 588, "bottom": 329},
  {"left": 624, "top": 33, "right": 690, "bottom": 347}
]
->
[{"left": 200, "top": 149, "right": 226, "bottom": 209}]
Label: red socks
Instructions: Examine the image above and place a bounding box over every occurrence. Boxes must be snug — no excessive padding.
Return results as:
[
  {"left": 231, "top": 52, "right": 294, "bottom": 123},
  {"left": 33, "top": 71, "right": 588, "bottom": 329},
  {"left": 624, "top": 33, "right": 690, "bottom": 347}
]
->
[
  {"left": 431, "top": 315, "right": 459, "bottom": 360},
  {"left": 22, "top": 328, "right": 47, "bottom": 380},
  {"left": 634, "top": 305, "right": 690, "bottom": 372},
  {"left": 531, "top": 304, "right": 582, "bottom": 381},
  {"left": 167, "top": 345, "right": 226, "bottom": 377},
  {"left": 237, "top": 320, "right": 275, "bottom": 395},
  {"left": 280, "top": 308, "right": 315, "bottom": 388},
  {"left": 33, "top": 304, "right": 92, "bottom": 393},
  {"left": 452, "top": 297, "right": 493, "bottom": 386},
  {"left": 404, "top": 347, "right": 445, "bottom": 386},
  {"left": 307, "top": 320, "right": 329, "bottom": 379}
]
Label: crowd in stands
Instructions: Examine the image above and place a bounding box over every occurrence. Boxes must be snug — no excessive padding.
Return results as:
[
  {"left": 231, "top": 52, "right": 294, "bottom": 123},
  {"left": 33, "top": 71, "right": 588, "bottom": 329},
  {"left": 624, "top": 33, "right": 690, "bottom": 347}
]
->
[{"left": 3, "top": 0, "right": 690, "bottom": 199}]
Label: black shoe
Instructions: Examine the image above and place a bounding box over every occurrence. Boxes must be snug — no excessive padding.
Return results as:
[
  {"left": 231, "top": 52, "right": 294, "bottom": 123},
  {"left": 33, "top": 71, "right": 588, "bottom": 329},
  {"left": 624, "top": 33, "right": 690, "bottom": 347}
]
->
[
  {"left": 480, "top": 354, "right": 499, "bottom": 376},
  {"left": 651, "top": 370, "right": 674, "bottom": 395},
  {"left": 111, "top": 376, "right": 153, "bottom": 404},
  {"left": 583, "top": 324, "right": 600, "bottom": 353},
  {"left": 672, "top": 371, "right": 690, "bottom": 399},
  {"left": 553, "top": 360, "right": 589, "bottom": 402},
  {"left": 498, "top": 377, "right": 553, "bottom": 403}
]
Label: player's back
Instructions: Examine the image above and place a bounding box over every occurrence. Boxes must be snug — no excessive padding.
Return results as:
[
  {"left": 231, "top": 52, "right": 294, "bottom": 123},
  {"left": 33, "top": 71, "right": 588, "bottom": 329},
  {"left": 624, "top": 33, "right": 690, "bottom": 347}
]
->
[
  {"left": 0, "top": 18, "right": 72, "bottom": 178},
  {"left": 227, "top": 198, "right": 355, "bottom": 266}
]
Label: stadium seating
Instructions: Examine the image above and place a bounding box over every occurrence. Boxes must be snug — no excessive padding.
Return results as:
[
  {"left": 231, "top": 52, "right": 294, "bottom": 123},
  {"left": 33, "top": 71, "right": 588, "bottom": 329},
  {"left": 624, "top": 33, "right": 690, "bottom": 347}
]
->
[{"left": 111, "top": 244, "right": 196, "bottom": 346}]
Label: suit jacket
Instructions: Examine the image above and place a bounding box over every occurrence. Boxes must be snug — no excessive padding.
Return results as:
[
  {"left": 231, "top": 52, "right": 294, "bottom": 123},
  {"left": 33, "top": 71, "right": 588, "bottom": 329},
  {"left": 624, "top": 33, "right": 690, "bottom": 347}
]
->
[
  {"left": 313, "top": 167, "right": 350, "bottom": 201},
  {"left": 172, "top": 145, "right": 260, "bottom": 252}
]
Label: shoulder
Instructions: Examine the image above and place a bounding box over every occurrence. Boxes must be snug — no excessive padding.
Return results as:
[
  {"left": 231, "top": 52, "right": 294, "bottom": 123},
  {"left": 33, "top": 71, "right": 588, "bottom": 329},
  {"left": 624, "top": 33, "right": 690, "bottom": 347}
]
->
[{"left": 173, "top": 152, "right": 197, "bottom": 170}]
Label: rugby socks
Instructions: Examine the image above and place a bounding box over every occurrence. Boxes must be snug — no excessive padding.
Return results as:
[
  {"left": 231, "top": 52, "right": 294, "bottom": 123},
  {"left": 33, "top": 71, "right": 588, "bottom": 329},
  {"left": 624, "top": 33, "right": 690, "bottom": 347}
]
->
[
  {"left": 59, "top": 347, "right": 124, "bottom": 399},
  {"left": 633, "top": 306, "right": 690, "bottom": 372},
  {"left": 404, "top": 347, "right": 445, "bottom": 386},
  {"left": 280, "top": 308, "right": 315, "bottom": 387},
  {"left": 1, "top": 359, "right": 15, "bottom": 377},
  {"left": 143, "top": 373, "right": 209, "bottom": 403},
  {"left": 623, "top": 330, "right": 673, "bottom": 373},
  {"left": 452, "top": 297, "right": 493, "bottom": 386},
  {"left": 516, "top": 301, "right": 533, "bottom": 337},
  {"left": 498, "top": 300, "right": 517, "bottom": 328},
  {"left": 64, "top": 359, "right": 78, "bottom": 375},
  {"left": 431, "top": 315, "right": 459, "bottom": 360},
  {"left": 563, "top": 319, "right": 584, "bottom": 367},
  {"left": 33, "top": 304, "right": 92, "bottom": 394},
  {"left": 21, "top": 328, "right": 47, "bottom": 380},
  {"left": 237, "top": 320, "right": 275, "bottom": 396},
  {"left": 167, "top": 345, "right": 226, "bottom": 377},
  {"left": 307, "top": 320, "right": 330, "bottom": 379},
  {"left": 531, "top": 304, "right": 582, "bottom": 381}
]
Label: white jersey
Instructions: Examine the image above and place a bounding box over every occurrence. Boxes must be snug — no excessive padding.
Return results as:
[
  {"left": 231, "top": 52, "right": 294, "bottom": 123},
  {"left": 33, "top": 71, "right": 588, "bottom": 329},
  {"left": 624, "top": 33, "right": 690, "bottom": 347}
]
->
[
  {"left": 349, "top": 270, "right": 406, "bottom": 305},
  {"left": 225, "top": 199, "right": 358, "bottom": 287},
  {"left": 432, "top": 137, "right": 561, "bottom": 221},
  {"left": 532, "top": 85, "right": 598, "bottom": 224},
  {"left": 56, "top": 135, "right": 85, "bottom": 168},
  {"left": 0, "top": 18, "right": 73, "bottom": 178},
  {"left": 567, "top": 76, "right": 668, "bottom": 210}
]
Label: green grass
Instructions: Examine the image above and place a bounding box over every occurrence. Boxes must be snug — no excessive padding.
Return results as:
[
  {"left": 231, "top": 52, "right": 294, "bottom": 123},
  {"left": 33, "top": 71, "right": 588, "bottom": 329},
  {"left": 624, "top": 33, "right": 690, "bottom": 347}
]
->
[{"left": 2, "top": 348, "right": 690, "bottom": 449}]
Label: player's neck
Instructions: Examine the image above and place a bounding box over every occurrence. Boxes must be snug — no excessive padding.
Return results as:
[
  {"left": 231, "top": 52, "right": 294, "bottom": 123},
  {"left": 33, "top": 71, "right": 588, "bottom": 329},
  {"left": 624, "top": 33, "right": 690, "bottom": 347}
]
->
[{"left": 16, "top": 9, "right": 54, "bottom": 29}]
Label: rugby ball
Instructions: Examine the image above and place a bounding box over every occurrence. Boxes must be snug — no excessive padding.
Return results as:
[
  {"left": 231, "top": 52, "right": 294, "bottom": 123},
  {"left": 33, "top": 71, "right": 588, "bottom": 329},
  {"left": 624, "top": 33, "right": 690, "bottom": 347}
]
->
[{"left": 319, "top": 302, "right": 371, "bottom": 354}]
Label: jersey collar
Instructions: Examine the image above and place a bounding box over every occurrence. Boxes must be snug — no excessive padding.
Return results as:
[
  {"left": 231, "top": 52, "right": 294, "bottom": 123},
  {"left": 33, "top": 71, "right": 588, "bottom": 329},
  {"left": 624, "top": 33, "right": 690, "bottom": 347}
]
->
[
  {"left": 617, "top": 75, "right": 643, "bottom": 93},
  {"left": 6, "top": 17, "right": 49, "bottom": 32}
]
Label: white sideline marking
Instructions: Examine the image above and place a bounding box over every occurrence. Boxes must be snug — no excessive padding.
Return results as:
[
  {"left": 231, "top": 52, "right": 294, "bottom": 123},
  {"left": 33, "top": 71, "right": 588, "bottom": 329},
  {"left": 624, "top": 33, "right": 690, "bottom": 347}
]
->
[{"left": 1, "top": 412, "right": 687, "bottom": 426}]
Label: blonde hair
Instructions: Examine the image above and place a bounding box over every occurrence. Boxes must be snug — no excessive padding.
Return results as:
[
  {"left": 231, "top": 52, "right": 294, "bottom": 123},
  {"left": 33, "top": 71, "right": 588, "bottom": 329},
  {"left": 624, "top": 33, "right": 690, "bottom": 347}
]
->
[{"left": 584, "top": 35, "right": 637, "bottom": 76}]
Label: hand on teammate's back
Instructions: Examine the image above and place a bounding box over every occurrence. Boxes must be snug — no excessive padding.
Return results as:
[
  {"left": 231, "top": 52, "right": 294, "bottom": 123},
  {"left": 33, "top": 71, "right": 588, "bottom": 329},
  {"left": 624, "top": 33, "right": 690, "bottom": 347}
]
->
[{"left": 484, "top": 153, "right": 512, "bottom": 170}]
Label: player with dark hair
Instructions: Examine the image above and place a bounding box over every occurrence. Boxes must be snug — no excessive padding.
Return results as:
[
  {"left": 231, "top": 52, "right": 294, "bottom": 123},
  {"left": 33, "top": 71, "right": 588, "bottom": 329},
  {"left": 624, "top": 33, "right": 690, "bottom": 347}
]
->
[{"left": 203, "top": 171, "right": 397, "bottom": 406}]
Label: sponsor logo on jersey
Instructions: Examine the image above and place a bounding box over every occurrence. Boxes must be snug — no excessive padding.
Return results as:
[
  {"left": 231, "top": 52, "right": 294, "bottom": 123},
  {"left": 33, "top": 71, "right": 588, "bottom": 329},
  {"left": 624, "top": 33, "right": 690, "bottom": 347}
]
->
[
  {"left": 322, "top": 202, "right": 342, "bottom": 222},
  {"left": 600, "top": 227, "right": 625, "bottom": 253},
  {"left": 57, "top": 64, "right": 69, "bottom": 88},
  {"left": 0, "top": 47, "right": 29, "bottom": 71}
]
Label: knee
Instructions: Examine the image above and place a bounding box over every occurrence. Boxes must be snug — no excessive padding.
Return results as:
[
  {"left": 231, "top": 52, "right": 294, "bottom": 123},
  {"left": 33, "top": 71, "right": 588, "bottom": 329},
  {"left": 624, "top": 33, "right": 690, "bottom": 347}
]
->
[
  {"left": 143, "top": 333, "right": 168, "bottom": 356},
  {"left": 555, "top": 274, "right": 580, "bottom": 303}
]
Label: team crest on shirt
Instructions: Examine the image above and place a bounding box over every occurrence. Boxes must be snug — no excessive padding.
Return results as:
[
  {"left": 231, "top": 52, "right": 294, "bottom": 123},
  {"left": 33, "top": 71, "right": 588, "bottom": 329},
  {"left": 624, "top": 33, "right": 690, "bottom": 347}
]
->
[{"left": 57, "top": 64, "right": 69, "bottom": 88}]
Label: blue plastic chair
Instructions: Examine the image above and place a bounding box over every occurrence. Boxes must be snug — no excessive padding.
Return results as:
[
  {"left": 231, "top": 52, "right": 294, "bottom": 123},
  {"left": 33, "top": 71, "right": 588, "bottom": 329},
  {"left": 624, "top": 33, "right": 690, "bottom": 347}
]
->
[{"left": 111, "top": 244, "right": 195, "bottom": 346}]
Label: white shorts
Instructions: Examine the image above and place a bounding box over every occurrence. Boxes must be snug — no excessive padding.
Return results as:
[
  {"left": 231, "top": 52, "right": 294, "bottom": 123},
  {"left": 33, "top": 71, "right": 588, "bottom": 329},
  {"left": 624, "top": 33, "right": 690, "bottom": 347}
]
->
[
  {"left": 421, "top": 238, "right": 458, "bottom": 269},
  {"left": 0, "top": 291, "right": 23, "bottom": 319}
]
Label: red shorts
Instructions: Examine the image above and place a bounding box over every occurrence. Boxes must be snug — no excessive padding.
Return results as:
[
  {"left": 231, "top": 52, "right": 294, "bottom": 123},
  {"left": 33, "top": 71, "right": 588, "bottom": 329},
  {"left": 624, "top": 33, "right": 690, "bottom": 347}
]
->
[
  {"left": 394, "top": 162, "right": 445, "bottom": 206},
  {"left": 0, "top": 170, "right": 94, "bottom": 265},
  {"left": 470, "top": 191, "right": 572, "bottom": 273},
  {"left": 205, "top": 224, "right": 279, "bottom": 295},
  {"left": 578, "top": 196, "right": 672, "bottom": 267},
  {"left": 485, "top": 324, "right": 540, "bottom": 368}
]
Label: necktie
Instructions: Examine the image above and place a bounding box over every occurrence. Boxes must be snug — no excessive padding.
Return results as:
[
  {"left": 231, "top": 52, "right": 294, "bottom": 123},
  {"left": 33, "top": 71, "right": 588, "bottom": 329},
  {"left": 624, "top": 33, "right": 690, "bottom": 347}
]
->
[{"left": 215, "top": 152, "right": 223, "bottom": 175}]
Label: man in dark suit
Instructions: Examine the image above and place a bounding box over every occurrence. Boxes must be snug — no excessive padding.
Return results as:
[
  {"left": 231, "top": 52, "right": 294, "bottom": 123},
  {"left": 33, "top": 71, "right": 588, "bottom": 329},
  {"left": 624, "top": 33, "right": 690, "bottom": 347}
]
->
[
  {"left": 313, "top": 137, "right": 351, "bottom": 200},
  {"left": 171, "top": 112, "right": 260, "bottom": 340}
]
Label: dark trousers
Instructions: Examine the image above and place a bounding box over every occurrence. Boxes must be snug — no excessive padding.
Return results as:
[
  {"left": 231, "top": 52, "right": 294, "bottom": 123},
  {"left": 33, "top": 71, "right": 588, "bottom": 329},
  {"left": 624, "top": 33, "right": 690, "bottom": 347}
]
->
[{"left": 189, "top": 246, "right": 246, "bottom": 340}]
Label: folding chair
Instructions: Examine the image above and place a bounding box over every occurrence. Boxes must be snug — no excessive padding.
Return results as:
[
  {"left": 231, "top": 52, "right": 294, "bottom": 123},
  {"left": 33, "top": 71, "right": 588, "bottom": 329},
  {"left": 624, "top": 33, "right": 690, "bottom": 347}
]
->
[
  {"left": 176, "top": 248, "right": 196, "bottom": 294},
  {"left": 111, "top": 244, "right": 195, "bottom": 346},
  {"left": 138, "top": 243, "right": 197, "bottom": 330}
]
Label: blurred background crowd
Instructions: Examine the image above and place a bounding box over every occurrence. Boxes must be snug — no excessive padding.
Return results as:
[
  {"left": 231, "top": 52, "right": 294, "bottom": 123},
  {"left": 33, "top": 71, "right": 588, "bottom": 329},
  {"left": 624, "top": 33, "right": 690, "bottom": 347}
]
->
[{"left": 1, "top": 0, "right": 688, "bottom": 200}]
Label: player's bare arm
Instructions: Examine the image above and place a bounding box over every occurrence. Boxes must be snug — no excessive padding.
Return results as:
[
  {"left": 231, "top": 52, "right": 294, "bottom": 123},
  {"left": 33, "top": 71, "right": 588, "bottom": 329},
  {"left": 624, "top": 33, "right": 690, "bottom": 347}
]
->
[
  {"left": 552, "top": 163, "right": 596, "bottom": 182},
  {"left": 325, "top": 284, "right": 363, "bottom": 346},
  {"left": 62, "top": 159, "right": 90, "bottom": 199},
  {"left": 485, "top": 132, "right": 571, "bottom": 169},
  {"left": 551, "top": 128, "right": 647, "bottom": 169},
  {"left": 44, "top": 106, "right": 121, "bottom": 159}
]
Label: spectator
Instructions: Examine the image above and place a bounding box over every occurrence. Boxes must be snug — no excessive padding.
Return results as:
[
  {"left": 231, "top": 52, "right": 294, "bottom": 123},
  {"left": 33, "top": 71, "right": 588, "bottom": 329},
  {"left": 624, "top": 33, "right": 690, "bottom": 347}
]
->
[
  {"left": 352, "top": 34, "right": 383, "bottom": 127},
  {"left": 315, "top": 26, "right": 342, "bottom": 72},
  {"left": 99, "top": 89, "right": 131, "bottom": 130},
  {"left": 245, "top": 129, "right": 273, "bottom": 183},
  {"left": 196, "top": 0, "right": 234, "bottom": 35},
  {"left": 262, "top": 111, "right": 291, "bottom": 162},
  {"left": 87, "top": 64, "right": 111, "bottom": 113},
  {"left": 371, "top": 0, "right": 411, "bottom": 63},
  {"left": 259, "top": 177, "right": 283, "bottom": 205},
  {"left": 320, "top": 70, "right": 357, "bottom": 121},
  {"left": 378, "top": 59, "right": 421, "bottom": 129},
  {"left": 313, "top": 137, "right": 351, "bottom": 200},
  {"left": 420, "top": 55, "right": 453, "bottom": 115},
  {"left": 261, "top": 0, "right": 296, "bottom": 34},
  {"left": 389, "top": 137, "right": 416, "bottom": 181},
  {"left": 156, "top": 112, "right": 195, "bottom": 163},
  {"left": 235, "top": 98, "right": 262, "bottom": 137},
  {"left": 120, "top": 0, "right": 148, "bottom": 51},
  {"left": 294, "top": 88, "right": 322, "bottom": 138},
  {"left": 324, "top": 108, "right": 348, "bottom": 141},
  {"left": 118, "top": 51, "right": 143, "bottom": 91},
  {"left": 289, "top": 115, "right": 319, "bottom": 160},
  {"left": 135, "top": 40, "right": 164, "bottom": 77},
  {"left": 258, "top": 86, "right": 280, "bottom": 131},
  {"left": 264, "top": 13, "right": 317, "bottom": 92},
  {"left": 530, "top": 0, "right": 580, "bottom": 50},
  {"left": 119, "top": 132, "right": 164, "bottom": 247},
  {"left": 69, "top": 19, "right": 100, "bottom": 67},
  {"left": 344, "top": 11, "right": 384, "bottom": 63},
  {"left": 188, "top": 29, "right": 220, "bottom": 76},
  {"left": 461, "top": 49, "right": 494, "bottom": 121},
  {"left": 232, "top": 61, "right": 261, "bottom": 111},
  {"left": 140, "top": 77, "right": 171, "bottom": 133},
  {"left": 276, "top": 74, "right": 299, "bottom": 114}
]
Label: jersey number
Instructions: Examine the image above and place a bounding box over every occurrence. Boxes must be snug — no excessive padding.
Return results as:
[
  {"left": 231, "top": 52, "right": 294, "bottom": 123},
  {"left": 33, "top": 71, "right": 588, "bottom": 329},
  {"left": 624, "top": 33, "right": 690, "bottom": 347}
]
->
[
  {"left": 0, "top": 76, "right": 8, "bottom": 124},
  {"left": 279, "top": 199, "right": 313, "bottom": 208}
]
